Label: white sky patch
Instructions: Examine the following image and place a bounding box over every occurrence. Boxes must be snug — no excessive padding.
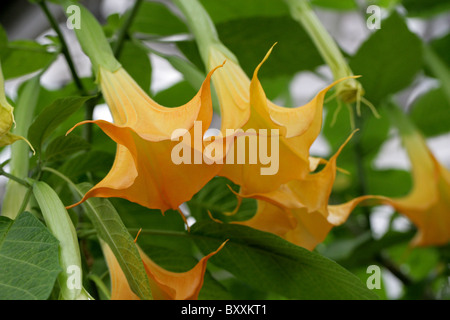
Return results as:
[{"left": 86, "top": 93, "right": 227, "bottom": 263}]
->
[
  {"left": 374, "top": 131, "right": 450, "bottom": 171},
  {"left": 290, "top": 70, "right": 329, "bottom": 106},
  {"left": 179, "top": 202, "right": 196, "bottom": 229},
  {"left": 382, "top": 268, "right": 404, "bottom": 300},
  {"left": 310, "top": 133, "right": 331, "bottom": 158},
  {"left": 93, "top": 103, "right": 113, "bottom": 122},
  {"left": 150, "top": 54, "right": 183, "bottom": 95},
  {"left": 370, "top": 205, "right": 395, "bottom": 240}
]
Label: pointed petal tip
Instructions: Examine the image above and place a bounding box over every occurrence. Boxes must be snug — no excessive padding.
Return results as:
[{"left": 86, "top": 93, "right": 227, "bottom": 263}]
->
[
  {"left": 251, "top": 43, "right": 278, "bottom": 80},
  {"left": 66, "top": 120, "right": 97, "bottom": 136},
  {"left": 65, "top": 197, "right": 87, "bottom": 210},
  {"left": 207, "top": 210, "right": 223, "bottom": 223}
]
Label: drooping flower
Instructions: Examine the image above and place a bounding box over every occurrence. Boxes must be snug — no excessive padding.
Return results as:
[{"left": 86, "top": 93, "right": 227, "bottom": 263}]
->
[
  {"left": 236, "top": 131, "right": 375, "bottom": 250},
  {"left": 101, "top": 240, "right": 227, "bottom": 300},
  {"left": 374, "top": 107, "right": 450, "bottom": 246},
  {"left": 67, "top": 64, "right": 223, "bottom": 212},
  {"left": 207, "top": 43, "right": 351, "bottom": 196},
  {"left": 284, "top": 0, "right": 379, "bottom": 128},
  {"left": 62, "top": 1, "right": 225, "bottom": 213}
]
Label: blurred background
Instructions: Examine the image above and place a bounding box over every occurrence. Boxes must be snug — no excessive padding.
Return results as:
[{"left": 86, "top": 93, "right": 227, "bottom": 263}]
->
[{"left": 1, "top": 0, "right": 449, "bottom": 299}]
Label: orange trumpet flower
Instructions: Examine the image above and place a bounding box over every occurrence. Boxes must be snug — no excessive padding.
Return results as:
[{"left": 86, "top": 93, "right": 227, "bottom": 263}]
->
[
  {"left": 67, "top": 64, "right": 223, "bottom": 212},
  {"left": 207, "top": 44, "right": 351, "bottom": 196},
  {"left": 376, "top": 108, "right": 450, "bottom": 246},
  {"left": 236, "top": 132, "right": 374, "bottom": 250},
  {"left": 102, "top": 241, "right": 227, "bottom": 300}
]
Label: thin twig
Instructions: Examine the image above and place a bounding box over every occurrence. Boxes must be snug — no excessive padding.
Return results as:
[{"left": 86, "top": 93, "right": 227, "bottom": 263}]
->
[
  {"left": 113, "top": 0, "right": 144, "bottom": 58},
  {"left": 0, "top": 169, "right": 31, "bottom": 188},
  {"left": 39, "top": 1, "right": 86, "bottom": 95},
  {"left": 353, "top": 114, "right": 372, "bottom": 229},
  {"left": 375, "top": 253, "right": 412, "bottom": 286}
]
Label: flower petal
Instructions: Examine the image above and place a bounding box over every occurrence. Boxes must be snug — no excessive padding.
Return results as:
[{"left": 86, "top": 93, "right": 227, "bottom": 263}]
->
[
  {"left": 376, "top": 129, "right": 450, "bottom": 246},
  {"left": 102, "top": 241, "right": 227, "bottom": 300},
  {"left": 67, "top": 65, "right": 224, "bottom": 211},
  {"left": 214, "top": 45, "right": 351, "bottom": 195}
]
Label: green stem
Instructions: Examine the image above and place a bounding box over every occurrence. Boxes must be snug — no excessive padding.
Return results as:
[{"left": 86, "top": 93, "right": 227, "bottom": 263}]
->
[
  {"left": 284, "top": 0, "right": 353, "bottom": 80},
  {"left": 42, "top": 166, "right": 80, "bottom": 194},
  {"left": 113, "top": 0, "right": 144, "bottom": 58},
  {"left": 0, "top": 170, "right": 30, "bottom": 187},
  {"left": 171, "top": 0, "right": 237, "bottom": 65},
  {"left": 374, "top": 253, "right": 412, "bottom": 287},
  {"left": 16, "top": 188, "right": 33, "bottom": 218},
  {"left": 82, "top": 0, "right": 144, "bottom": 141},
  {"left": 82, "top": 94, "right": 101, "bottom": 143},
  {"left": 353, "top": 116, "right": 372, "bottom": 228},
  {"left": 284, "top": 0, "right": 370, "bottom": 109},
  {"left": 39, "top": 0, "right": 86, "bottom": 95},
  {"left": 87, "top": 274, "right": 111, "bottom": 300}
]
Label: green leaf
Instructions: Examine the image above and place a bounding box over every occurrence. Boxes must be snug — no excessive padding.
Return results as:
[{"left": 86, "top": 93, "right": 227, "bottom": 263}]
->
[
  {"left": 349, "top": 12, "right": 423, "bottom": 105},
  {"left": 118, "top": 40, "right": 152, "bottom": 94},
  {"left": 57, "top": 150, "right": 114, "bottom": 181},
  {"left": 178, "top": 16, "right": 323, "bottom": 78},
  {"left": 410, "top": 87, "right": 450, "bottom": 137},
  {"left": 311, "top": 0, "right": 357, "bottom": 10},
  {"left": 430, "top": 33, "right": 450, "bottom": 69},
  {"left": 367, "top": 169, "right": 412, "bottom": 198},
  {"left": 153, "top": 80, "right": 198, "bottom": 108},
  {"left": 32, "top": 181, "right": 88, "bottom": 300},
  {"left": 402, "top": 0, "right": 450, "bottom": 17},
  {"left": 187, "top": 177, "right": 256, "bottom": 223},
  {"left": 0, "top": 25, "right": 8, "bottom": 48},
  {"left": 336, "top": 230, "right": 415, "bottom": 268},
  {"left": 45, "top": 134, "right": 91, "bottom": 162},
  {"left": 199, "top": 0, "right": 289, "bottom": 23},
  {"left": 1, "top": 76, "right": 40, "bottom": 220},
  {"left": 190, "top": 222, "right": 379, "bottom": 299},
  {"left": 359, "top": 107, "right": 391, "bottom": 160},
  {"left": 73, "top": 182, "right": 153, "bottom": 300},
  {"left": 219, "top": 16, "right": 323, "bottom": 78},
  {"left": 318, "top": 232, "right": 373, "bottom": 262},
  {"left": 0, "top": 39, "right": 56, "bottom": 80},
  {"left": 27, "top": 95, "right": 93, "bottom": 154},
  {"left": 62, "top": 0, "right": 121, "bottom": 72},
  {"left": 129, "top": 1, "right": 188, "bottom": 36},
  {"left": 110, "top": 198, "right": 191, "bottom": 254},
  {"left": 387, "top": 244, "right": 440, "bottom": 281},
  {"left": 0, "top": 212, "right": 61, "bottom": 300}
]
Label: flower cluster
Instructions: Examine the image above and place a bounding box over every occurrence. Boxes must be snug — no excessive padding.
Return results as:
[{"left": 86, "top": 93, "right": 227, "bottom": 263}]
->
[{"left": 60, "top": 0, "right": 448, "bottom": 300}]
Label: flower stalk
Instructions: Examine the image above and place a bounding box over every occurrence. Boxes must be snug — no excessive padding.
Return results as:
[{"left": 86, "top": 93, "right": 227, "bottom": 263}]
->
[
  {"left": 171, "top": 0, "right": 238, "bottom": 67},
  {"left": 112, "top": 0, "right": 144, "bottom": 58},
  {"left": 284, "top": 0, "right": 379, "bottom": 123}
]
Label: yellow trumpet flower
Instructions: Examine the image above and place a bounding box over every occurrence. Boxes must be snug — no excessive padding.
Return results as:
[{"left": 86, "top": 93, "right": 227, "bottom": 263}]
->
[
  {"left": 208, "top": 44, "right": 350, "bottom": 196},
  {"left": 376, "top": 110, "right": 450, "bottom": 246},
  {"left": 236, "top": 131, "right": 374, "bottom": 250},
  {"left": 102, "top": 241, "right": 227, "bottom": 300},
  {"left": 67, "top": 64, "right": 223, "bottom": 212}
]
